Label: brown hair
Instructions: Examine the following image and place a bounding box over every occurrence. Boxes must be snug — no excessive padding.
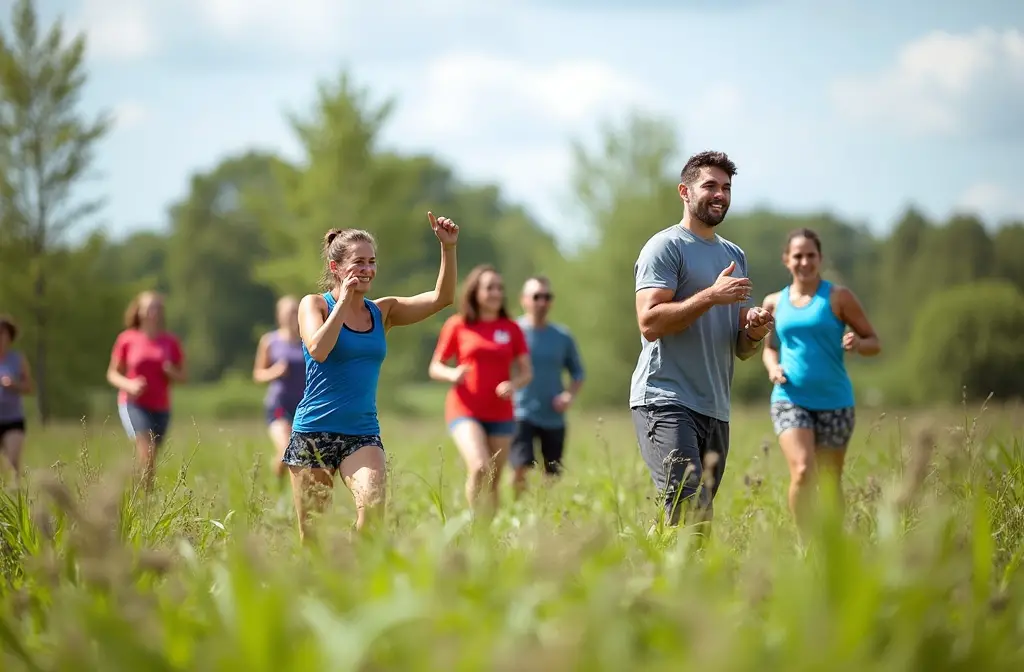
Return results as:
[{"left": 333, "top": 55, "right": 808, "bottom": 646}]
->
[
  {"left": 680, "top": 150, "right": 738, "bottom": 185},
  {"left": 784, "top": 228, "right": 823, "bottom": 255},
  {"left": 320, "top": 228, "right": 377, "bottom": 291},
  {"left": 0, "top": 314, "right": 18, "bottom": 342},
  {"left": 124, "top": 291, "right": 165, "bottom": 330},
  {"left": 459, "top": 264, "right": 509, "bottom": 323}
]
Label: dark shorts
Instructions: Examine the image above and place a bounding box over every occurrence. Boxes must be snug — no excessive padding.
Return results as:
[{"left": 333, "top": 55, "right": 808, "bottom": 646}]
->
[
  {"left": 265, "top": 404, "right": 296, "bottom": 426},
  {"left": 0, "top": 419, "right": 25, "bottom": 443},
  {"left": 631, "top": 404, "right": 731, "bottom": 526},
  {"left": 510, "top": 420, "right": 566, "bottom": 474},
  {"left": 770, "top": 401, "right": 856, "bottom": 449},
  {"left": 282, "top": 431, "right": 384, "bottom": 472},
  {"left": 447, "top": 416, "right": 516, "bottom": 437},
  {"left": 119, "top": 402, "right": 171, "bottom": 443}
]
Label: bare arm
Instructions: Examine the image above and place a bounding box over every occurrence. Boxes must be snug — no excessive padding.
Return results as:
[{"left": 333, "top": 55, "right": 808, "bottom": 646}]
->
[
  {"left": 636, "top": 287, "right": 718, "bottom": 342},
  {"left": 377, "top": 243, "right": 457, "bottom": 331},
  {"left": 760, "top": 293, "right": 782, "bottom": 373},
  {"left": 835, "top": 286, "right": 882, "bottom": 356},
  {"left": 509, "top": 353, "right": 532, "bottom": 390},
  {"left": 252, "top": 334, "right": 284, "bottom": 384},
  {"left": 14, "top": 353, "right": 34, "bottom": 395},
  {"left": 106, "top": 356, "right": 136, "bottom": 394},
  {"left": 299, "top": 292, "right": 353, "bottom": 363},
  {"left": 428, "top": 355, "right": 463, "bottom": 383}
]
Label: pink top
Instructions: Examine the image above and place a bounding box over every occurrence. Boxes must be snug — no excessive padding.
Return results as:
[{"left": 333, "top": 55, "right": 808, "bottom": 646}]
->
[{"left": 110, "top": 329, "right": 184, "bottom": 412}]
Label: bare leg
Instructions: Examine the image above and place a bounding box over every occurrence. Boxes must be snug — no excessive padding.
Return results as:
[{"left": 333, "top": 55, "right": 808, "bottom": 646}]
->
[
  {"left": 135, "top": 433, "right": 159, "bottom": 493},
  {"left": 815, "top": 446, "right": 848, "bottom": 523},
  {"left": 267, "top": 419, "right": 292, "bottom": 481},
  {"left": 288, "top": 466, "right": 336, "bottom": 545},
  {"left": 485, "top": 435, "right": 511, "bottom": 513},
  {"left": 340, "top": 445, "right": 387, "bottom": 533},
  {"left": 778, "top": 428, "right": 817, "bottom": 536},
  {"left": 0, "top": 429, "right": 25, "bottom": 486},
  {"left": 450, "top": 421, "right": 493, "bottom": 513}
]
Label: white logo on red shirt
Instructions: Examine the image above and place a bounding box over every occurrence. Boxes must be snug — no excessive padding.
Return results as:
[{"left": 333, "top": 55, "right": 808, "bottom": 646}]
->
[{"left": 493, "top": 329, "right": 510, "bottom": 345}]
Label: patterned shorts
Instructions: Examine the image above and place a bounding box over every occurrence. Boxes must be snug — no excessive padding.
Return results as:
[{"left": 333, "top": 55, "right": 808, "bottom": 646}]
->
[
  {"left": 282, "top": 431, "right": 384, "bottom": 471},
  {"left": 770, "top": 401, "right": 855, "bottom": 449}
]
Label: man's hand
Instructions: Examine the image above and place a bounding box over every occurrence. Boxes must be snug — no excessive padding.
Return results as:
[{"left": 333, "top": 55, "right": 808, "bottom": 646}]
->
[
  {"left": 709, "top": 261, "right": 753, "bottom": 305},
  {"left": 552, "top": 391, "right": 574, "bottom": 413},
  {"left": 744, "top": 306, "right": 774, "bottom": 341}
]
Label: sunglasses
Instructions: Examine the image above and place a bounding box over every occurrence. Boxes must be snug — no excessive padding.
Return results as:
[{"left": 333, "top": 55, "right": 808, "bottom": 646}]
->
[{"left": 532, "top": 292, "right": 553, "bottom": 301}]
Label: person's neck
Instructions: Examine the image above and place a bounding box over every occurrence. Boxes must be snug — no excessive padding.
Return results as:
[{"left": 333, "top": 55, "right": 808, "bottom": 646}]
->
[
  {"left": 141, "top": 324, "right": 159, "bottom": 338},
  {"left": 680, "top": 212, "right": 717, "bottom": 241},
  {"left": 522, "top": 313, "right": 546, "bottom": 327},
  {"left": 478, "top": 311, "right": 499, "bottom": 322},
  {"left": 791, "top": 276, "right": 821, "bottom": 296},
  {"left": 279, "top": 326, "right": 300, "bottom": 341}
]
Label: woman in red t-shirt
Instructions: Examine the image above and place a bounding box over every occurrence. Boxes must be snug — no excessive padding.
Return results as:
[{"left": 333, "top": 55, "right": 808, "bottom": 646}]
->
[
  {"left": 105, "top": 291, "right": 187, "bottom": 491},
  {"left": 429, "top": 264, "right": 532, "bottom": 514}
]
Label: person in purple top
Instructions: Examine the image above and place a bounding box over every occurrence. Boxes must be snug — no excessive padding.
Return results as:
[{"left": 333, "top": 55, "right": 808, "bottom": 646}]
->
[
  {"left": 0, "top": 315, "right": 35, "bottom": 485},
  {"left": 253, "top": 296, "right": 307, "bottom": 482}
]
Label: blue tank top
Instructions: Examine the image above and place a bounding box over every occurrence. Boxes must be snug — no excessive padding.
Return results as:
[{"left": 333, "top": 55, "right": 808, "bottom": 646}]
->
[
  {"left": 770, "top": 280, "right": 854, "bottom": 410},
  {"left": 292, "top": 295, "right": 387, "bottom": 436}
]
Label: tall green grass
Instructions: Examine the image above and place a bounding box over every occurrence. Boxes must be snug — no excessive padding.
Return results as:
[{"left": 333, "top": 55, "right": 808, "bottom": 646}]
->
[{"left": 1, "top": 403, "right": 1023, "bottom": 670}]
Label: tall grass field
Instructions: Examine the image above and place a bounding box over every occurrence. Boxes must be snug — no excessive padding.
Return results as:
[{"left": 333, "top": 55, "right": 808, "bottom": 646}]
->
[{"left": 2, "top": 389, "right": 1023, "bottom": 670}]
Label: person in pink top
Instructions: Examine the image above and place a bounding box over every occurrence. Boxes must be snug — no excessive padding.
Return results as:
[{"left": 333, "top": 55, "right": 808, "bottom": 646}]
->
[{"left": 106, "top": 291, "right": 186, "bottom": 491}]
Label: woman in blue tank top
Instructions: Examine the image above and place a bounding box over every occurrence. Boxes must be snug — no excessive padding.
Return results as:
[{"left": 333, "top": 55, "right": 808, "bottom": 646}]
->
[
  {"left": 760, "top": 228, "right": 881, "bottom": 535},
  {"left": 252, "top": 295, "right": 305, "bottom": 484},
  {"left": 0, "top": 315, "right": 35, "bottom": 484},
  {"left": 284, "top": 212, "right": 460, "bottom": 543}
]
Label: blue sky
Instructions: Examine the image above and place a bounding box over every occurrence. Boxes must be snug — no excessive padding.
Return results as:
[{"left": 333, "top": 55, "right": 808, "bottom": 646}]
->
[{"left": 38, "top": 0, "right": 1024, "bottom": 249}]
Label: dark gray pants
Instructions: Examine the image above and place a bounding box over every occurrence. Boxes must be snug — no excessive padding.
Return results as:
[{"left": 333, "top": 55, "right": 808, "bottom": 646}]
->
[{"left": 631, "top": 404, "right": 731, "bottom": 526}]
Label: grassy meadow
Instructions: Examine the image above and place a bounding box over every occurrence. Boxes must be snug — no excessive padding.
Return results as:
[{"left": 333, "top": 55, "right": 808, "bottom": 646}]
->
[{"left": 2, "top": 382, "right": 1024, "bottom": 670}]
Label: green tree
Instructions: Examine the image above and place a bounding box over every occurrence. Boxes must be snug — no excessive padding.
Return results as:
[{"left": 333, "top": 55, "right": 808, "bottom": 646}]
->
[
  {"left": 0, "top": 0, "right": 112, "bottom": 421},
  {"left": 907, "top": 280, "right": 1024, "bottom": 403}
]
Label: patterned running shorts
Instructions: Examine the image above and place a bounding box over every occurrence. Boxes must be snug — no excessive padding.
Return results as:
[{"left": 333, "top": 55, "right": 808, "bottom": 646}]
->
[
  {"left": 282, "top": 431, "right": 384, "bottom": 471},
  {"left": 769, "top": 401, "right": 855, "bottom": 449}
]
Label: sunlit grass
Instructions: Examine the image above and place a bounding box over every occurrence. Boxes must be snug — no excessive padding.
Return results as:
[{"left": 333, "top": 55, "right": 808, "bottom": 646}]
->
[{"left": 2, "top": 402, "right": 1023, "bottom": 670}]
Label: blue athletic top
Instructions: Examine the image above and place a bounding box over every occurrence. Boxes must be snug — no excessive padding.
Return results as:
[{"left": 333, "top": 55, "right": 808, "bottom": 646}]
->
[
  {"left": 292, "top": 294, "right": 387, "bottom": 436},
  {"left": 769, "top": 280, "right": 855, "bottom": 410}
]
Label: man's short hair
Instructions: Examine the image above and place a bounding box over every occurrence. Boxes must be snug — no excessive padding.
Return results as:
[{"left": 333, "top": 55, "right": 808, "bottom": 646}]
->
[
  {"left": 680, "top": 150, "right": 737, "bottom": 186},
  {"left": 522, "top": 275, "right": 551, "bottom": 292}
]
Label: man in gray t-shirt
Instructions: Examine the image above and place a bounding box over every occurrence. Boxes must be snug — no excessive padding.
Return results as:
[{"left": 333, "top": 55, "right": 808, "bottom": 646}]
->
[{"left": 631, "top": 150, "right": 774, "bottom": 528}]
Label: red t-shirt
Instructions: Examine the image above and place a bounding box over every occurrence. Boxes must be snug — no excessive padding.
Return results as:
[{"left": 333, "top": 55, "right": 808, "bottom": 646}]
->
[
  {"left": 111, "top": 329, "right": 184, "bottom": 412},
  {"left": 433, "top": 315, "right": 528, "bottom": 423}
]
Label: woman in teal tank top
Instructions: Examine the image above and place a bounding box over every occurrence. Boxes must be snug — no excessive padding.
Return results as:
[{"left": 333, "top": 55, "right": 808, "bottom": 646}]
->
[
  {"left": 760, "top": 228, "right": 881, "bottom": 536},
  {"left": 284, "top": 212, "right": 461, "bottom": 543}
]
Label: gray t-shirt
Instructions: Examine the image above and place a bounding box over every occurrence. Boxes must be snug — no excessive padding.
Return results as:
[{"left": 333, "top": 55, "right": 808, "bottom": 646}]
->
[{"left": 629, "top": 223, "right": 752, "bottom": 422}]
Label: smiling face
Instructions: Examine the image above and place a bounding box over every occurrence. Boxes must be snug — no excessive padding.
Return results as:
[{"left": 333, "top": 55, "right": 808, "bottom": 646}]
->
[
  {"left": 784, "top": 235, "right": 822, "bottom": 282},
  {"left": 330, "top": 240, "right": 377, "bottom": 293},
  {"left": 137, "top": 292, "right": 164, "bottom": 330},
  {"left": 476, "top": 270, "right": 505, "bottom": 317},
  {"left": 680, "top": 165, "right": 732, "bottom": 227}
]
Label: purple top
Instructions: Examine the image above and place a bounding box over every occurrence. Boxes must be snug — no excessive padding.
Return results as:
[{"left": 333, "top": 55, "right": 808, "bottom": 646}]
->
[
  {"left": 0, "top": 350, "right": 25, "bottom": 423},
  {"left": 264, "top": 332, "right": 306, "bottom": 414}
]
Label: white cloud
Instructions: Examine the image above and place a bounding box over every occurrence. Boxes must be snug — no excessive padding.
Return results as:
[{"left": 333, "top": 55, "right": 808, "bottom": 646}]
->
[
  {"left": 958, "top": 182, "right": 1024, "bottom": 224},
  {"left": 189, "top": 0, "right": 351, "bottom": 52},
  {"left": 72, "top": 0, "right": 158, "bottom": 61},
  {"left": 415, "top": 53, "right": 656, "bottom": 137},
  {"left": 113, "top": 101, "right": 148, "bottom": 130},
  {"left": 830, "top": 28, "right": 1024, "bottom": 138}
]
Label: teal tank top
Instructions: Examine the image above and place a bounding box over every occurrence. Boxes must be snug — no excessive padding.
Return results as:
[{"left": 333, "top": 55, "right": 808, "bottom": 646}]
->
[
  {"left": 292, "top": 294, "right": 387, "bottom": 435},
  {"left": 769, "top": 280, "right": 854, "bottom": 410}
]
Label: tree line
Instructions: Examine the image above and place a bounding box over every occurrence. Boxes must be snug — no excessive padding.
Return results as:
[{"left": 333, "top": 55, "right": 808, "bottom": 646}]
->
[{"left": 2, "top": 0, "right": 1023, "bottom": 423}]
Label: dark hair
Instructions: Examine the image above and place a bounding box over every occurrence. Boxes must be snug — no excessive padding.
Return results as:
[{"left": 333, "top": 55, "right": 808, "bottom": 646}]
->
[
  {"left": 459, "top": 264, "right": 509, "bottom": 323},
  {"left": 320, "top": 228, "right": 377, "bottom": 291},
  {"left": 124, "top": 291, "right": 164, "bottom": 330},
  {"left": 0, "top": 315, "right": 18, "bottom": 342},
  {"left": 784, "top": 228, "right": 823, "bottom": 255},
  {"left": 680, "top": 150, "right": 738, "bottom": 185}
]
